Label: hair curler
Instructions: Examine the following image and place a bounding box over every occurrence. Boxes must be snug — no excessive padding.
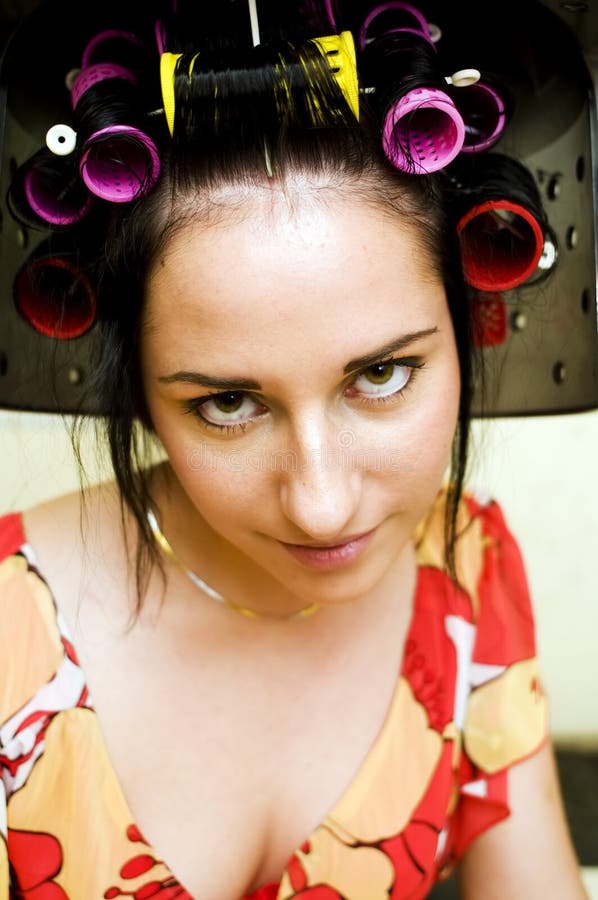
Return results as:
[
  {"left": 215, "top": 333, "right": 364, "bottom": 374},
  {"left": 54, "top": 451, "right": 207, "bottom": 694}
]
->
[
  {"left": 471, "top": 291, "right": 508, "bottom": 347},
  {"left": 23, "top": 154, "right": 92, "bottom": 225},
  {"left": 13, "top": 256, "right": 97, "bottom": 339},
  {"left": 359, "top": 2, "right": 432, "bottom": 50},
  {"left": 312, "top": 31, "right": 360, "bottom": 120},
  {"left": 450, "top": 81, "right": 507, "bottom": 154},
  {"left": 70, "top": 62, "right": 137, "bottom": 109},
  {"left": 457, "top": 199, "right": 545, "bottom": 291},
  {"left": 79, "top": 125, "right": 161, "bottom": 202},
  {"left": 382, "top": 86, "right": 465, "bottom": 173},
  {"left": 81, "top": 29, "right": 144, "bottom": 69}
]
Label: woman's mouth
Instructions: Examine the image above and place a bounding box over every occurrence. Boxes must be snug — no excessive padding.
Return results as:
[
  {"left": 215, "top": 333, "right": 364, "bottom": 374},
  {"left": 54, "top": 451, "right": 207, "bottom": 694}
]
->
[{"left": 279, "top": 528, "right": 378, "bottom": 570}]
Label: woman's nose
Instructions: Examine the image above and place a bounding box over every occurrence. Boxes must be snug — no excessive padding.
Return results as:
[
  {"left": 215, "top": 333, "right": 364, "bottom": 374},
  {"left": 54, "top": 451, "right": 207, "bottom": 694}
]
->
[{"left": 278, "top": 418, "right": 363, "bottom": 542}]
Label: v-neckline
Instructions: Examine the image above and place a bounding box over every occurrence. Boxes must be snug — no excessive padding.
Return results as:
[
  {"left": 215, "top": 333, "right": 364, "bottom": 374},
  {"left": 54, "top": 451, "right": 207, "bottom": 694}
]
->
[{"left": 14, "top": 510, "right": 424, "bottom": 900}]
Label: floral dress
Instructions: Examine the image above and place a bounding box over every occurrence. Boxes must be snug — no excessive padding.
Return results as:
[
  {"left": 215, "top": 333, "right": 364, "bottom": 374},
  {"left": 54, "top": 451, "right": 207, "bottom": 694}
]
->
[{"left": 0, "top": 490, "right": 547, "bottom": 899}]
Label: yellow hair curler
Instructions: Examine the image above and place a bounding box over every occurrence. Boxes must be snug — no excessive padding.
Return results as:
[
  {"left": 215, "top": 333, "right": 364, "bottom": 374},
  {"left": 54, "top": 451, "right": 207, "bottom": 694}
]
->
[
  {"left": 160, "top": 51, "right": 200, "bottom": 136},
  {"left": 312, "top": 31, "right": 360, "bottom": 120}
]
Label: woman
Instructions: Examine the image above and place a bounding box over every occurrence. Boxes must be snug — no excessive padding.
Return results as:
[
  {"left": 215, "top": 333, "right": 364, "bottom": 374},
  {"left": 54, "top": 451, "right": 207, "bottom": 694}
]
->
[{"left": 0, "top": 0, "right": 588, "bottom": 897}]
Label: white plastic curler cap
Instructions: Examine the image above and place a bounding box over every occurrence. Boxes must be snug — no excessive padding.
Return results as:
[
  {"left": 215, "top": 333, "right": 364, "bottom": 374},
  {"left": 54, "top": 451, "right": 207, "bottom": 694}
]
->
[
  {"left": 445, "top": 68, "right": 482, "bottom": 87},
  {"left": 46, "top": 124, "right": 77, "bottom": 156}
]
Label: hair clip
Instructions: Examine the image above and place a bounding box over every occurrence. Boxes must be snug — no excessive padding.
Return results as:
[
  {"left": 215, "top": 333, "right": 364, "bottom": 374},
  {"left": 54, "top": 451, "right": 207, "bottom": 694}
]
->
[
  {"left": 457, "top": 199, "right": 545, "bottom": 291},
  {"left": 312, "top": 31, "right": 360, "bottom": 120}
]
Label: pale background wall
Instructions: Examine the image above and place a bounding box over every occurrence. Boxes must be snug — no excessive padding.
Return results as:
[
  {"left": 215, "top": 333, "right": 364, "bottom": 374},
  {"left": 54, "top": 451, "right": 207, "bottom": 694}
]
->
[{"left": 1, "top": 407, "right": 597, "bottom": 744}]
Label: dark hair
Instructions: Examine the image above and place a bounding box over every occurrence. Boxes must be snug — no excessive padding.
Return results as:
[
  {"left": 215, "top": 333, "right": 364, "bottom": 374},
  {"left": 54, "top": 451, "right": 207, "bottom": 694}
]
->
[{"left": 10, "top": 1, "right": 553, "bottom": 613}]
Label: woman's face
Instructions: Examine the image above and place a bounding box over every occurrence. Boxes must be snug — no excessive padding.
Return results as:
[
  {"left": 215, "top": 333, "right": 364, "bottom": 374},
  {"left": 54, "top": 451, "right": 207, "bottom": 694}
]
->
[{"left": 141, "top": 189, "right": 461, "bottom": 614}]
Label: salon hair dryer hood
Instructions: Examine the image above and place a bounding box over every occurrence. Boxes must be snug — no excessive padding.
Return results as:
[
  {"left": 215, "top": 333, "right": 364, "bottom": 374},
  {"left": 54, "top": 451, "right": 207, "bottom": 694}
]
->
[{"left": 0, "top": 0, "right": 596, "bottom": 417}]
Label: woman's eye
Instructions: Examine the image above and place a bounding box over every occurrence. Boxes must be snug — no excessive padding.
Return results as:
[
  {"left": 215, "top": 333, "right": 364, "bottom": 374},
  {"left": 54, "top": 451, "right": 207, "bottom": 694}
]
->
[
  {"left": 352, "top": 362, "right": 413, "bottom": 398},
  {"left": 191, "top": 391, "right": 266, "bottom": 427}
]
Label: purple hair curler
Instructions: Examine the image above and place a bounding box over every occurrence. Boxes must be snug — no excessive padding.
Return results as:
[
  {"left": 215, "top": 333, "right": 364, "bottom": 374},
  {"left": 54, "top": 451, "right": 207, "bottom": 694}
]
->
[
  {"left": 70, "top": 63, "right": 137, "bottom": 109},
  {"left": 155, "top": 19, "right": 167, "bottom": 55},
  {"left": 359, "top": 2, "right": 431, "bottom": 51},
  {"left": 457, "top": 200, "right": 545, "bottom": 291},
  {"left": 24, "top": 163, "right": 92, "bottom": 225},
  {"left": 323, "top": 0, "right": 337, "bottom": 29},
  {"left": 81, "top": 29, "right": 143, "bottom": 69},
  {"left": 451, "top": 81, "right": 507, "bottom": 154},
  {"left": 79, "top": 125, "right": 161, "bottom": 202},
  {"left": 14, "top": 256, "right": 97, "bottom": 339},
  {"left": 382, "top": 86, "right": 465, "bottom": 174}
]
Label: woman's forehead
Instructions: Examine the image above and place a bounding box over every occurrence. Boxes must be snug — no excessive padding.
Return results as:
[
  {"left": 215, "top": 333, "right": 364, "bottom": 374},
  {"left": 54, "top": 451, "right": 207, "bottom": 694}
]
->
[
  {"left": 145, "top": 195, "right": 442, "bottom": 325},
  {"left": 141, "top": 199, "right": 448, "bottom": 382}
]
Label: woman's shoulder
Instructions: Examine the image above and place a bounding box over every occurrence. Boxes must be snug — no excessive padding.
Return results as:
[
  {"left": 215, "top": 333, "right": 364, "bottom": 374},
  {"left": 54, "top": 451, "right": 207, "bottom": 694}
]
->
[{"left": 1, "top": 478, "right": 125, "bottom": 626}]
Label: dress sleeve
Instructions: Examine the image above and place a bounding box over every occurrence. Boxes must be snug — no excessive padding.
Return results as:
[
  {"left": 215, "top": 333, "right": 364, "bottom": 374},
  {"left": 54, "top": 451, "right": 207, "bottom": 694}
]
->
[
  {"left": 0, "top": 513, "right": 27, "bottom": 897},
  {"left": 0, "top": 511, "right": 68, "bottom": 899},
  {"left": 447, "top": 495, "right": 549, "bottom": 864}
]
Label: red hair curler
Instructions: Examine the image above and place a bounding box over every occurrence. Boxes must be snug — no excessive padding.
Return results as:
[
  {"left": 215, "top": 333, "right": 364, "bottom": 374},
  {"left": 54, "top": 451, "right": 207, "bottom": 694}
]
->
[
  {"left": 471, "top": 292, "right": 508, "bottom": 347},
  {"left": 13, "top": 256, "right": 97, "bottom": 339},
  {"left": 457, "top": 199, "right": 545, "bottom": 291}
]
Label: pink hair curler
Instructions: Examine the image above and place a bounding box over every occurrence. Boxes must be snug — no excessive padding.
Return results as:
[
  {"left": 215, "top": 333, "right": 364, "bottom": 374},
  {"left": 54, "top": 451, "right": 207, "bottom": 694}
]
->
[
  {"left": 457, "top": 200, "right": 545, "bottom": 292},
  {"left": 79, "top": 125, "right": 161, "bottom": 202},
  {"left": 24, "top": 163, "right": 92, "bottom": 225},
  {"left": 70, "top": 63, "right": 137, "bottom": 108},
  {"left": 359, "top": 2, "right": 431, "bottom": 50},
  {"left": 81, "top": 29, "right": 143, "bottom": 68},
  {"left": 451, "top": 81, "right": 507, "bottom": 154},
  {"left": 14, "top": 256, "right": 97, "bottom": 339},
  {"left": 382, "top": 86, "right": 465, "bottom": 174}
]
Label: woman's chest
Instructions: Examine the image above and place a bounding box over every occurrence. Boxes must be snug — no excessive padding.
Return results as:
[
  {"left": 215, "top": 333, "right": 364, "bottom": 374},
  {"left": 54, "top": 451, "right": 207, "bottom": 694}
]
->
[{"left": 67, "top": 608, "right": 416, "bottom": 899}]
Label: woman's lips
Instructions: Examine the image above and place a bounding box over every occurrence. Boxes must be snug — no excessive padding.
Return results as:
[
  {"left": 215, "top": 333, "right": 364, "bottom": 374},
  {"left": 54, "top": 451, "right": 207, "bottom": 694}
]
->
[{"left": 279, "top": 528, "right": 377, "bottom": 570}]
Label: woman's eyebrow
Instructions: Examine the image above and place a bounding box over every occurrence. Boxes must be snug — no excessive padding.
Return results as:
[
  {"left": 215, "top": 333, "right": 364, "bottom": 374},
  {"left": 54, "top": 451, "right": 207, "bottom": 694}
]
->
[
  {"left": 158, "top": 372, "right": 262, "bottom": 390},
  {"left": 157, "top": 327, "right": 439, "bottom": 389},
  {"left": 343, "top": 327, "right": 439, "bottom": 373}
]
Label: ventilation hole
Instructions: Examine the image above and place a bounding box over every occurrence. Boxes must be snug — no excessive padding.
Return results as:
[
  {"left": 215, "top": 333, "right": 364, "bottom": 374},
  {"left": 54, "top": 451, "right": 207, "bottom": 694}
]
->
[
  {"left": 576, "top": 156, "right": 585, "bottom": 181},
  {"left": 0, "top": 352, "right": 7, "bottom": 376},
  {"left": 552, "top": 361, "right": 567, "bottom": 384},
  {"left": 581, "top": 288, "right": 591, "bottom": 314},
  {"left": 566, "top": 226, "right": 578, "bottom": 250},
  {"left": 9, "top": 156, "right": 18, "bottom": 177}
]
